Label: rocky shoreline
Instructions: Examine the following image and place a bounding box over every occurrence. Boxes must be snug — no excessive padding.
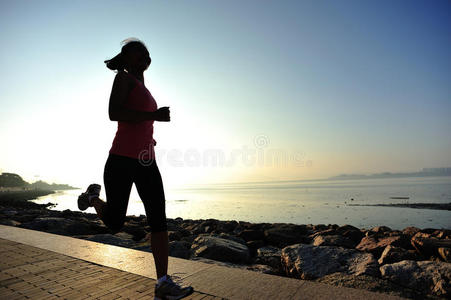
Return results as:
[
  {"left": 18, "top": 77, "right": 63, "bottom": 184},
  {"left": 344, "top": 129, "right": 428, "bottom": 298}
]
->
[{"left": 0, "top": 194, "right": 450, "bottom": 299}]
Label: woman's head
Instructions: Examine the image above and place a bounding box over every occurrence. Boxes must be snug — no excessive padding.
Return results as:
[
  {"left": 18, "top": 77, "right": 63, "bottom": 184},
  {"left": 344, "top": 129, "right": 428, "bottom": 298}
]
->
[{"left": 104, "top": 38, "right": 151, "bottom": 72}]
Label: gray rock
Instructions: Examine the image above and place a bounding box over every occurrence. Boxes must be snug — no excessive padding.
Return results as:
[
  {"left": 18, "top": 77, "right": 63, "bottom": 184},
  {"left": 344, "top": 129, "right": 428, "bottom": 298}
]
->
[
  {"left": 20, "top": 216, "right": 110, "bottom": 236},
  {"left": 370, "top": 226, "right": 392, "bottom": 234},
  {"left": 122, "top": 222, "right": 146, "bottom": 241},
  {"left": 215, "top": 220, "right": 238, "bottom": 233},
  {"left": 264, "top": 224, "right": 311, "bottom": 247},
  {"left": 114, "top": 232, "right": 134, "bottom": 240},
  {"left": 255, "top": 246, "right": 282, "bottom": 272},
  {"left": 0, "top": 219, "right": 20, "bottom": 226},
  {"left": 246, "top": 240, "right": 265, "bottom": 256},
  {"left": 180, "top": 235, "right": 196, "bottom": 244},
  {"left": 218, "top": 233, "right": 247, "bottom": 245},
  {"left": 380, "top": 260, "right": 451, "bottom": 298},
  {"left": 257, "top": 246, "right": 281, "bottom": 257},
  {"left": 2, "top": 209, "right": 18, "bottom": 216},
  {"left": 281, "top": 244, "right": 379, "bottom": 280},
  {"left": 11, "top": 214, "right": 39, "bottom": 223},
  {"left": 310, "top": 225, "right": 363, "bottom": 244},
  {"left": 85, "top": 233, "right": 137, "bottom": 248},
  {"left": 239, "top": 229, "right": 265, "bottom": 242},
  {"left": 402, "top": 226, "right": 421, "bottom": 237},
  {"left": 169, "top": 241, "right": 191, "bottom": 259},
  {"left": 313, "top": 235, "right": 357, "bottom": 249},
  {"left": 21, "top": 217, "right": 92, "bottom": 236},
  {"left": 191, "top": 234, "right": 250, "bottom": 264},
  {"left": 341, "top": 230, "right": 365, "bottom": 244},
  {"left": 168, "top": 230, "right": 182, "bottom": 241},
  {"left": 434, "top": 229, "right": 451, "bottom": 240},
  {"left": 356, "top": 235, "right": 410, "bottom": 256},
  {"left": 438, "top": 247, "right": 451, "bottom": 263},
  {"left": 378, "top": 245, "right": 419, "bottom": 265},
  {"left": 411, "top": 234, "right": 451, "bottom": 260}
]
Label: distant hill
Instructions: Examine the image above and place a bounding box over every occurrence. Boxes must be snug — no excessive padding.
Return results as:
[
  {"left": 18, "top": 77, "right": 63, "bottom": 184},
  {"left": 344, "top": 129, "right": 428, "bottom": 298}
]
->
[
  {"left": 0, "top": 173, "right": 28, "bottom": 187},
  {"left": 0, "top": 172, "right": 77, "bottom": 190},
  {"left": 29, "top": 180, "right": 77, "bottom": 190},
  {"left": 328, "top": 167, "right": 451, "bottom": 180}
]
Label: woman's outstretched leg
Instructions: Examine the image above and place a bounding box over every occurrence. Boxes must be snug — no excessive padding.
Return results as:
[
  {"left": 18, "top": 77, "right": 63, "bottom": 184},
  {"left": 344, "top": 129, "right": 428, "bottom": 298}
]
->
[{"left": 151, "top": 231, "right": 169, "bottom": 279}]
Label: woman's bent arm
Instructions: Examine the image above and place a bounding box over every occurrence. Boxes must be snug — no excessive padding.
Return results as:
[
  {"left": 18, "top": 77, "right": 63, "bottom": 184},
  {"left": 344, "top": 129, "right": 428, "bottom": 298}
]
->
[{"left": 108, "top": 71, "right": 165, "bottom": 122}]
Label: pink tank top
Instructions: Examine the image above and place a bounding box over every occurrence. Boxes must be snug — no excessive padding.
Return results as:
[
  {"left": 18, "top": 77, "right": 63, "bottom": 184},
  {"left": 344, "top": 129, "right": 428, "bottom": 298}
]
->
[{"left": 109, "top": 72, "right": 158, "bottom": 160}]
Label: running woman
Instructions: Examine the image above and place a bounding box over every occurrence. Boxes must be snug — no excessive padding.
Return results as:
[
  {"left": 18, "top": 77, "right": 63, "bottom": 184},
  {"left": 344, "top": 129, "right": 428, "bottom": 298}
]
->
[{"left": 77, "top": 38, "right": 194, "bottom": 300}]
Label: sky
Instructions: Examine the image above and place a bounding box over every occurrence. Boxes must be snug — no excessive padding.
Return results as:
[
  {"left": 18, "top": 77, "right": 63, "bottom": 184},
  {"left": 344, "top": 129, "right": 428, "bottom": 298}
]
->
[{"left": 0, "top": 0, "right": 450, "bottom": 189}]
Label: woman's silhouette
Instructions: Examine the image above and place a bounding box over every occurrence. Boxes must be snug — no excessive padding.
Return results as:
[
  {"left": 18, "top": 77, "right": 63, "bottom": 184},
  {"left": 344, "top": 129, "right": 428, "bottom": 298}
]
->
[{"left": 77, "top": 38, "right": 193, "bottom": 300}]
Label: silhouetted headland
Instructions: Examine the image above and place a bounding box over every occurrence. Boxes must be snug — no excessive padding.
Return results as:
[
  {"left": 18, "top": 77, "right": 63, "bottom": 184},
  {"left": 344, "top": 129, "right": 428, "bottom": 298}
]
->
[
  {"left": 0, "top": 172, "right": 77, "bottom": 208},
  {"left": 0, "top": 172, "right": 78, "bottom": 191}
]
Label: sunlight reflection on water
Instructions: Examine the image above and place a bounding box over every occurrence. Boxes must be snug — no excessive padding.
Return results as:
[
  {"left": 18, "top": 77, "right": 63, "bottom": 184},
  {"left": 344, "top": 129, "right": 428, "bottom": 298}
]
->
[{"left": 32, "top": 176, "right": 451, "bottom": 230}]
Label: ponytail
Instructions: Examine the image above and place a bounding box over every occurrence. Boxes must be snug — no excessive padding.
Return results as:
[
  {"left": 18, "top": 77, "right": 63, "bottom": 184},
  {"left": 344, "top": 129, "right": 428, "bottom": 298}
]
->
[{"left": 104, "top": 53, "right": 125, "bottom": 72}]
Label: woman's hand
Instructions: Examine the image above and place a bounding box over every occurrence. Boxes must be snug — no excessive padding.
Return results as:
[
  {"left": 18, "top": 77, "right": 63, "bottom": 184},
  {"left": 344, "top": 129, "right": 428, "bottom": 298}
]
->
[{"left": 154, "top": 107, "right": 170, "bottom": 121}]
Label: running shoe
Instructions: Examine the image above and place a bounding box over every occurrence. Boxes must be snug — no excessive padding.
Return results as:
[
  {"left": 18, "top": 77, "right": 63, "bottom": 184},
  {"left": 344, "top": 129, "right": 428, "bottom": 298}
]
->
[
  {"left": 154, "top": 274, "right": 194, "bottom": 300},
  {"left": 77, "top": 183, "right": 101, "bottom": 211}
]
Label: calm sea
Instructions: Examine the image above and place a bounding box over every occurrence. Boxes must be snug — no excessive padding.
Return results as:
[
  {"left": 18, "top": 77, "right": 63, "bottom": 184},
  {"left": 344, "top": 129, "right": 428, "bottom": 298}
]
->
[{"left": 32, "top": 176, "right": 451, "bottom": 230}]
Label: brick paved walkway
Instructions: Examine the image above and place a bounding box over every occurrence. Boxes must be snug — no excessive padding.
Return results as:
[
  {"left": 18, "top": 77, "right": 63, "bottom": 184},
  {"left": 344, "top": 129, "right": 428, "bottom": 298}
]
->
[{"left": 0, "top": 238, "right": 222, "bottom": 300}]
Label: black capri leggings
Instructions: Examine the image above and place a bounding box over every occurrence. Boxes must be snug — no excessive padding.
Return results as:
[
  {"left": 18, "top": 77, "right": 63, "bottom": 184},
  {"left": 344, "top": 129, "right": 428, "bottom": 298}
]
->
[{"left": 102, "top": 153, "right": 168, "bottom": 233}]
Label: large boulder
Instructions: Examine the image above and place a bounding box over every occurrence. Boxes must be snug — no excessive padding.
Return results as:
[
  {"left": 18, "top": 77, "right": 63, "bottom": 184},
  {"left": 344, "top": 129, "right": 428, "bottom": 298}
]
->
[
  {"left": 341, "top": 229, "right": 365, "bottom": 244},
  {"left": 402, "top": 226, "right": 421, "bottom": 237},
  {"left": 122, "top": 222, "right": 147, "bottom": 241},
  {"left": 433, "top": 229, "right": 451, "bottom": 240},
  {"left": 255, "top": 246, "right": 282, "bottom": 272},
  {"left": 0, "top": 219, "right": 20, "bottom": 226},
  {"left": 169, "top": 241, "right": 191, "bottom": 259},
  {"left": 313, "top": 234, "right": 357, "bottom": 248},
  {"left": 215, "top": 220, "right": 239, "bottom": 233},
  {"left": 239, "top": 229, "right": 265, "bottom": 242},
  {"left": 309, "top": 225, "right": 364, "bottom": 244},
  {"left": 1, "top": 209, "right": 18, "bottom": 216},
  {"left": 246, "top": 240, "right": 265, "bottom": 256},
  {"left": 191, "top": 234, "right": 250, "bottom": 264},
  {"left": 369, "top": 226, "right": 392, "bottom": 235},
  {"left": 21, "top": 217, "right": 93, "bottom": 236},
  {"left": 84, "top": 233, "right": 137, "bottom": 248},
  {"left": 380, "top": 260, "right": 451, "bottom": 298},
  {"left": 356, "top": 235, "right": 410, "bottom": 256},
  {"left": 218, "top": 233, "right": 247, "bottom": 245},
  {"left": 264, "top": 224, "right": 311, "bottom": 247},
  {"left": 378, "top": 245, "right": 420, "bottom": 265},
  {"left": 438, "top": 248, "right": 451, "bottom": 263},
  {"left": 411, "top": 233, "right": 451, "bottom": 260},
  {"left": 281, "top": 244, "right": 378, "bottom": 280}
]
